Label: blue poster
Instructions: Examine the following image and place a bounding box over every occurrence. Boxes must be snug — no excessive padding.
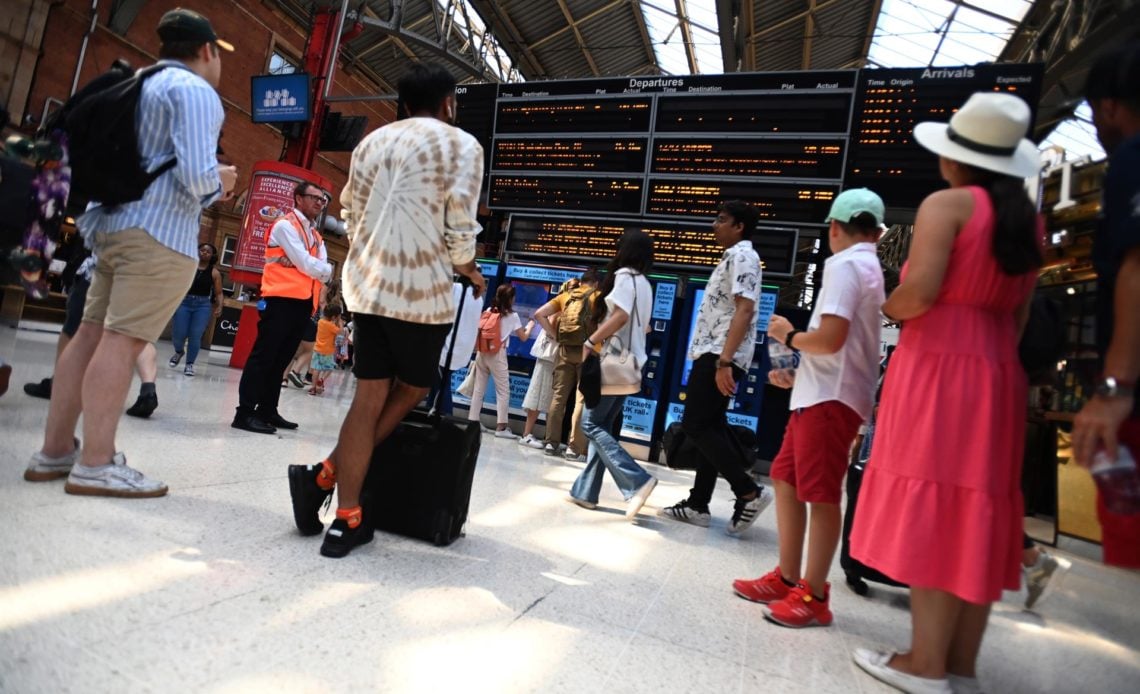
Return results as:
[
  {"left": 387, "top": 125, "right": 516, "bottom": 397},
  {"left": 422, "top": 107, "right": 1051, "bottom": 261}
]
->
[
  {"left": 725, "top": 412, "right": 758, "bottom": 431},
  {"left": 652, "top": 282, "right": 677, "bottom": 320},
  {"left": 619, "top": 397, "right": 656, "bottom": 442},
  {"left": 757, "top": 290, "right": 777, "bottom": 332},
  {"left": 663, "top": 402, "right": 686, "bottom": 430}
]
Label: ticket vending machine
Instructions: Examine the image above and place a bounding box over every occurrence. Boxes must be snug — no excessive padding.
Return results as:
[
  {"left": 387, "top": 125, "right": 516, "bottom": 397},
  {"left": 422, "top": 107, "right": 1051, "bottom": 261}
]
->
[
  {"left": 452, "top": 262, "right": 584, "bottom": 424},
  {"left": 664, "top": 282, "right": 780, "bottom": 433}
]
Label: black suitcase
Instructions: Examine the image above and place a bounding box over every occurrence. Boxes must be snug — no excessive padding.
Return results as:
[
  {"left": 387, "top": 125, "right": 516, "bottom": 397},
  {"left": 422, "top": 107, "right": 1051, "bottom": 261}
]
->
[
  {"left": 840, "top": 461, "right": 907, "bottom": 595},
  {"left": 361, "top": 278, "right": 482, "bottom": 546},
  {"left": 363, "top": 409, "right": 481, "bottom": 545},
  {"left": 662, "top": 421, "right": 756, "bottom": 471}
]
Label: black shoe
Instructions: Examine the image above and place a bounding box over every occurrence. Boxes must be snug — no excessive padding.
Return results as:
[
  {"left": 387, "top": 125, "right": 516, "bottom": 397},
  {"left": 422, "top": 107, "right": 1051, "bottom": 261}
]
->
[
  {"left": 289, "top": 463, "right": 334, "bottom": 536},
  {"left": 125, "top": 392, "right": 158, "bottom": 418},
  {"left": 287, "top": 371, "right": 305, "bottom": 388},
  {"left": 262, "top": 412, "right": 299, "bottom": 430},
  {"left": 231, "top": 415, "right": 276, "bottom": 434},
  {"left": 320, "top": 517, "right": 374, "bottom": 558},
  {"left": 24, "top": 377, "right": 52, "bottom": 399}
]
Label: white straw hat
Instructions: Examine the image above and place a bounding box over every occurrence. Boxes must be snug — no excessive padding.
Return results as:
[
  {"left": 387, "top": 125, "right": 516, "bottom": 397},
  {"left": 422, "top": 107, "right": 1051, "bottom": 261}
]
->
[{"left": 913, "top": 92, "right": 1040, "bottom": 178}]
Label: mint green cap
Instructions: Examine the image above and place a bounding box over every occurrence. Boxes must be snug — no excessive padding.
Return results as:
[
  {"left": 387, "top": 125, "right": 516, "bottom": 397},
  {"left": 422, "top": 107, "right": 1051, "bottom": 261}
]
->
[{"left": 825, "top": 188, "right": 887, "bottom": 230}]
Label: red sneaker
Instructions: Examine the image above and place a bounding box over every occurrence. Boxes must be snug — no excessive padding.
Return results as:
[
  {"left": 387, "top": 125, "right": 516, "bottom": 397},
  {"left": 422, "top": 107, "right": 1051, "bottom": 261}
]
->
[
  {"left": 764, "top": 581, "right": 833, "bottom": 628},
  {"left": 732, "top": 567, "right": 794, "bottom": 604}
]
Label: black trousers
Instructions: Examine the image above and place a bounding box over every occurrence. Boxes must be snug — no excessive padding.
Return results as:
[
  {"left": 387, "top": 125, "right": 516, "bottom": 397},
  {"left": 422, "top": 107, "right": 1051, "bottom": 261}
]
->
[
  {"left": 236, "top": 296, "right": 312, "bottom": 418},
  {"left": 682, "top": 353, "right": 759, "bottom": 508}
]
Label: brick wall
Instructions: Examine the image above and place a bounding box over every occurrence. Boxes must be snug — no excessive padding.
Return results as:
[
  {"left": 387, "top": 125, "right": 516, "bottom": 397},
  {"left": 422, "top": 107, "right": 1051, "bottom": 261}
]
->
[{"left": 19, "top": 0, "right": 400, "bottom": 262}]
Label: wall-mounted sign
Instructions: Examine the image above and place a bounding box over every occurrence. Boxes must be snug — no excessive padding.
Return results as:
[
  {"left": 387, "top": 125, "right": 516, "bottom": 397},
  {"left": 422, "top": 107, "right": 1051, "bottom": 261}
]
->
[{"left": 251, "top": 73, "right": 311, "bottom": 123}]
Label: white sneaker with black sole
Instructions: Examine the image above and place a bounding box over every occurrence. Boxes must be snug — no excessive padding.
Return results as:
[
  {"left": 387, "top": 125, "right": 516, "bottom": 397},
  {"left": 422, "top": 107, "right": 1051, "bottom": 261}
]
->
[
  {"left": 657, "top": 499, "right": 712, "bottom": 527},
  {"left": 726, "top": 485, "right": 774, "bottom": 536}
]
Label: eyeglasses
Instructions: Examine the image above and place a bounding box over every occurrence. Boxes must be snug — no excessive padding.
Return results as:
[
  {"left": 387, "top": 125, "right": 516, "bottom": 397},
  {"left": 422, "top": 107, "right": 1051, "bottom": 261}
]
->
[{"left": 301, "top": 193, "right": 328, "bottom": 204}]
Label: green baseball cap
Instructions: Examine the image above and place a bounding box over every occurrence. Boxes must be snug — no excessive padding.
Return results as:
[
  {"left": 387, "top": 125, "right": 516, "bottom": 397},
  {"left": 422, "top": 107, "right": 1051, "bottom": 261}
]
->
[
  {"left": 157, "top": 8, "right": 234, "bottom": 52},
  {"left": 825, "top": 188, "right": 887, "bottom": 230}
]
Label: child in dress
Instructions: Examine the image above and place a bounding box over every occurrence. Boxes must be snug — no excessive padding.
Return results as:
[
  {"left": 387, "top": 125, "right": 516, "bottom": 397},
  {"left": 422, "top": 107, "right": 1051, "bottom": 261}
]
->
[{"left": 309, "top": 305, "right": 342, "bottom": 395}]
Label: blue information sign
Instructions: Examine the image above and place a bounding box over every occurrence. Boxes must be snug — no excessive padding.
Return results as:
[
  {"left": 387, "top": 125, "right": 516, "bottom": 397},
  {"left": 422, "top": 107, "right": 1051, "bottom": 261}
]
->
[
  {"left": 652, "top": 281, "right": 676, "bottom": 321},
  {"left": 251, "top": 73, "right": 311, "bottom": 123},
  {"left": 505, "top": 265, "right": 582, "bottom": 285}
]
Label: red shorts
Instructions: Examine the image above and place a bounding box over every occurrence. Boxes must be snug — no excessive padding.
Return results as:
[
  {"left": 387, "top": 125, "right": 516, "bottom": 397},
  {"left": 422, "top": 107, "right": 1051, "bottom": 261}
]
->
[
  {"left": 1099, "top": 417, "right": 1140, "bottom": 569},
  {"left": 770, "top": 400, "right": 863, "bottom": 504}
]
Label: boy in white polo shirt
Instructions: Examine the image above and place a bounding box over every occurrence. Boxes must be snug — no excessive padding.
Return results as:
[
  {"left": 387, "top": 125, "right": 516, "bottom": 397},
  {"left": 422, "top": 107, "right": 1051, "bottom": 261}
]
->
[{"left": 732, "top": 188, "right": 886, "bottom": 628}]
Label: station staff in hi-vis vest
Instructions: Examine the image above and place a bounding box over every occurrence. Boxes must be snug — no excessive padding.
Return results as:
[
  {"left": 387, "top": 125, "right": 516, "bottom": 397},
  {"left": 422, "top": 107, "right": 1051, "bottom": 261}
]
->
[{"left": 232, "top": 181, "right": 333, "bottom": 435}]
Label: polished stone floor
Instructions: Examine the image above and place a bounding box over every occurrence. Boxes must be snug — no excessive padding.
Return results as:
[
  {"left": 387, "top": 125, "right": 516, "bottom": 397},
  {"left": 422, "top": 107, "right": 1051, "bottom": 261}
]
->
[{"left": 1, "top": 325, "right": 1138, "bottom": 693}]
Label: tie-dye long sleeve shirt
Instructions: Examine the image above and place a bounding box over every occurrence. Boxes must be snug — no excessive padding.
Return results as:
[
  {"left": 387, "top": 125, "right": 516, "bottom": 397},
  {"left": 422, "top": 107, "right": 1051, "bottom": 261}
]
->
[{"left": 340, "top": 117, "right": 483, "bottom": 325}]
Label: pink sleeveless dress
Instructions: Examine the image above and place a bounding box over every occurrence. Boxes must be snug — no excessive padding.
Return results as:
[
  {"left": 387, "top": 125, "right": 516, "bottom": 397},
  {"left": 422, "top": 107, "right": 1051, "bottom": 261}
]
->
[{"left": 849, "top": 186, "right": 1037, "bottom": 604}]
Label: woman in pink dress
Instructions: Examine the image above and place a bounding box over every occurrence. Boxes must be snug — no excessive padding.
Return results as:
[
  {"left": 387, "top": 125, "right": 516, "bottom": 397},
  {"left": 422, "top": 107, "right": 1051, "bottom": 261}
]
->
[{"left": 850, "top": 93, "right": 1044, "bottom": 694}]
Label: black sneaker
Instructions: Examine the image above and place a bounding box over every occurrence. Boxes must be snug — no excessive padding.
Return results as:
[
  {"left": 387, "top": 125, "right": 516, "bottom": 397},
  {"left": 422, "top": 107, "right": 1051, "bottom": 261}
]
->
[
  {"left": 288, "top": 463, "right": 334, "bottom": 536},
  {"left": 23, "top": 377, "right": 52, "bottom": 399},
  {"left": 125, "top": 392, "right": 158, "bottom": 418},
  {"left": 320, "top": 517, "right": 374, "bottom": 558}
]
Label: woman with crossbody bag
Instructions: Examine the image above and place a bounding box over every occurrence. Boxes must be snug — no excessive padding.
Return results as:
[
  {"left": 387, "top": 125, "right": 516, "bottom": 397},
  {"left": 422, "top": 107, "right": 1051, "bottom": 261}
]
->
[{"left": 567, "top": 231, "right": 658, "bottom": 518}]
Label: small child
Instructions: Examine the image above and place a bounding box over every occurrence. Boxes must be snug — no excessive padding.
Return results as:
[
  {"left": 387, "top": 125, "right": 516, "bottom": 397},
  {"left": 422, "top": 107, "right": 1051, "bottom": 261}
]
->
[
  {"left": 309, "top": 305, "right": 342, "bottom": 395},
  {"left": 732, "top": 188, "right": 887, "bottom": 628}
]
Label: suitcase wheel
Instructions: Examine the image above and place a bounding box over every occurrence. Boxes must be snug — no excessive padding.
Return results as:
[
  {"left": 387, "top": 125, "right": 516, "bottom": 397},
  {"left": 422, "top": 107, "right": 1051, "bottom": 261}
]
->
[{"left": 845, "top": 572, "right": 869, "bottom": 597}]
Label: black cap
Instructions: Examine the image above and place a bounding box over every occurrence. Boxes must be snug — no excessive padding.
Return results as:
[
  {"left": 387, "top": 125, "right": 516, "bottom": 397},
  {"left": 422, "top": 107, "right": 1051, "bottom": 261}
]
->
[{"left": 157, "top": 8, "right": 234, "bottom": 52}]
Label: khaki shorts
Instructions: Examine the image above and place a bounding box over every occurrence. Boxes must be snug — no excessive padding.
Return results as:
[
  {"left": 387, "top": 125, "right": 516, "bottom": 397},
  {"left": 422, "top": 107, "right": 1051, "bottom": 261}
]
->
[{"left": 83, "top": 228, "right": 197, "bottom": 342}]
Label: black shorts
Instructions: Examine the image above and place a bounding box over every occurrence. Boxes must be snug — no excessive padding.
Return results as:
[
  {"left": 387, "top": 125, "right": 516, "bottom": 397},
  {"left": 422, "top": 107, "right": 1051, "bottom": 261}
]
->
[
  {"left": 302, "top": 315, "right": 318, "bottom": 342},
  {"left": 352, "top": 314, "right": 451, "bottom": 387}
]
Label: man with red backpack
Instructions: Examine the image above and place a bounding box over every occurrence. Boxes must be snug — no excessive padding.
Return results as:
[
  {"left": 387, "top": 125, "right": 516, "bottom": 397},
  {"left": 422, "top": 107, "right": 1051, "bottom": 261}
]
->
[
  {"left": 534, "top": 269, "right": 601, "bottom": 460},
  {"left": 467, "top": 285, "right": 528, "bottom": 437}
]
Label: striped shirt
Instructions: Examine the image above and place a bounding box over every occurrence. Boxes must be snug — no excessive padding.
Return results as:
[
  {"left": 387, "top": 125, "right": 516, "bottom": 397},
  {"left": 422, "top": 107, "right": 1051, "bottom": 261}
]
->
[
  {"left": 340, "top": 117, "right": 483, "bottom": 325},
  {"left": 77, "top": 60, "right": 225, "bottom": 259}
]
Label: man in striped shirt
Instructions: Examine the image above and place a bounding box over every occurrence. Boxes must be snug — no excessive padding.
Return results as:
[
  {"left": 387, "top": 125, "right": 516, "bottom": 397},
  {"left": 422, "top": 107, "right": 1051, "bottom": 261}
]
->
[{"left": 25, "top": 9, "right": 237, "bottom": 498}]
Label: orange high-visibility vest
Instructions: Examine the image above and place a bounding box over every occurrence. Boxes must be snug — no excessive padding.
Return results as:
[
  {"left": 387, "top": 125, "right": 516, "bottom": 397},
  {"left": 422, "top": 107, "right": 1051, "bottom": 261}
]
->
[{"left": 262, "top": 210, "right": 323, "bottom": 310}]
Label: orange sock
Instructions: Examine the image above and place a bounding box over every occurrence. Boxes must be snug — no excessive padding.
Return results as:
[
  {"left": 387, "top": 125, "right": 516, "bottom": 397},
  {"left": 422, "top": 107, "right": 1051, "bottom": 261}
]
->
[
  {"left": 336, "top": 506, "right": 362, "bottom": 529},
  {"left": 316, "top": 459, "right": 336, "bottom": 490}
]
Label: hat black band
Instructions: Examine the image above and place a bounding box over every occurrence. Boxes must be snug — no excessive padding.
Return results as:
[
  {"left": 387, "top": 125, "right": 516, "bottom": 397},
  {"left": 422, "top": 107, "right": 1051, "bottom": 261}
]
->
[{"left": 947, "top": 126, "right": 1017, "bottom": 156}]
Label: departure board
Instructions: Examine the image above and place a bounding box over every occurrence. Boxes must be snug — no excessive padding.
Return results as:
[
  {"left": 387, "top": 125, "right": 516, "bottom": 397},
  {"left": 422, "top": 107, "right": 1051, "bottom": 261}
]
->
[
  {"left": 506, "top": 214, "right": 798, "bottom": 277},
  {"left": 470, "top": 64, "right": 1042, "bottom": 271},
  {"left": 455, "top": 82, "right": 499, "bottom": 198},
  {"left": 846, "top": 64, "right": 1044, "bottom": 211}
]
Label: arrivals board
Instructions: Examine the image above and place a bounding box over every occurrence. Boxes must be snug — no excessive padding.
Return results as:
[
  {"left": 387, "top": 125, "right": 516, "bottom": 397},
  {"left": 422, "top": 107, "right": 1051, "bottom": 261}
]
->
[{"left": 845, "top": 64, "right": 1044, "bottom": 211}]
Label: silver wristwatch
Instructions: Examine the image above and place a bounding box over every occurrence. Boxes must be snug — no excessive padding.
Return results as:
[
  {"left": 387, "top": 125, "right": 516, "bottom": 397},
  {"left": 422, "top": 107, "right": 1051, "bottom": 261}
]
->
[{"left": 1094, "top": 377, "right": 1135, "bottom": 399}]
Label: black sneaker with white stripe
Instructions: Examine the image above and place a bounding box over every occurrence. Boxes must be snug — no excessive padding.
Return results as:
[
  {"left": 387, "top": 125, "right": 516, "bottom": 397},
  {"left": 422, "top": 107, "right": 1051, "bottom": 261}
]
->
[{"left": 320, "top": 517, "right": 374, "bottom": 558}]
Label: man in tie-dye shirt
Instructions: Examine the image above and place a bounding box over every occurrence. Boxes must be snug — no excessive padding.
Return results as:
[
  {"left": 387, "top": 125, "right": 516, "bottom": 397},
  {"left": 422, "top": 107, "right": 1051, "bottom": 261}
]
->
[{"left": 288, "top": 63, "right": 486, "bottom": 558}]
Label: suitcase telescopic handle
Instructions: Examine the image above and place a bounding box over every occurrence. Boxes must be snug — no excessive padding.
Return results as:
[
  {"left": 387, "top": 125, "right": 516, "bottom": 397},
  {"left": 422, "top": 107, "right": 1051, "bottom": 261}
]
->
[{"left": 432, "top": 275, "right": 472, "bottom": 416}]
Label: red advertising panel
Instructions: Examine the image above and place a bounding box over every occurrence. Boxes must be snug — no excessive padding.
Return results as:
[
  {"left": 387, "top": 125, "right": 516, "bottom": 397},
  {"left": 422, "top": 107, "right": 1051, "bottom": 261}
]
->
[{"left": 232, "top": 161, "right": 332, "bottom": 284}]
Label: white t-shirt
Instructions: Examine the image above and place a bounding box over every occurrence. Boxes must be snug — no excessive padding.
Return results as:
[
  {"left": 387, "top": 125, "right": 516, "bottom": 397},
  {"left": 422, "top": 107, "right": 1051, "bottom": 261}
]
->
[
  {"left": 498, "top": 311, "right": 522, "bottom": 344},
  {"left": 604, "top": 269, "right": 653, "bottom": 366},
  {"left": 438, "top": 283, "right": 483, "bottom": 370},
  {"left": 789, "top": 242, "right": 884, "bottom": 420}
]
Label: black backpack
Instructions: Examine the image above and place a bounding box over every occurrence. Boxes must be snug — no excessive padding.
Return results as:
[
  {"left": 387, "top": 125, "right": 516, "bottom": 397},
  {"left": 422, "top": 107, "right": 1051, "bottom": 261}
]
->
[
  {"left": 1019, "top": 295, "right": 1066, "bottom": 385},
  {"left": 45, "top": 61, "right": 180, "bottom": 208}
]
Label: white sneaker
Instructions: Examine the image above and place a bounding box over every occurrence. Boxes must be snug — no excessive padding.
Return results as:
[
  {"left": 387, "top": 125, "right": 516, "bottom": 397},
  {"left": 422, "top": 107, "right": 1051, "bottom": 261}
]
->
[
  {"left": 726, "top": 485, "right": 774, "bottom": 536},
  {"left": 184, "top": 363, "right": 195, "bottom": 377},
  {"left": 1024, "top": 551, "right": 1070, "bottom": 610},
  {"left": 24, "top": 438, "right": 81, "bottom": 481},
  {"left": 657, "top": 499, "right": 712, "bottom": 528},
  {"left": 494, "top": 428, "right": 517, "bottom": 439},
  {"left": 64, "top": 452, "right": 168, "bottom": 498},
  {"left": 566, "top": 495, "right": 597, "bottom": 510},
  {"left": 852, "top": 649, "right": 952, "bottom": 694},
  {"left": 518, "top": 434, "right": 545, "bottom": 449},
  {"left": 625, "top": 477, "right": 657, "bottom": 519},
  {"left": 562, "top": 449, "right": 586, "bottom": 462},
  {"left": 543, "top": 442, "right": 559, "bottom": 456}
]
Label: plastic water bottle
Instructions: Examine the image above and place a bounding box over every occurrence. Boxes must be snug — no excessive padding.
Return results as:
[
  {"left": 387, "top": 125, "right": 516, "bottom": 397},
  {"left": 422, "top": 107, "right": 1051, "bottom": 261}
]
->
[{"left": 1091, "top": 445, "right": 1140, "bottom": 516}]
